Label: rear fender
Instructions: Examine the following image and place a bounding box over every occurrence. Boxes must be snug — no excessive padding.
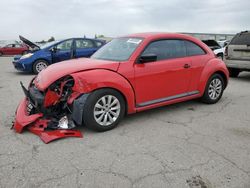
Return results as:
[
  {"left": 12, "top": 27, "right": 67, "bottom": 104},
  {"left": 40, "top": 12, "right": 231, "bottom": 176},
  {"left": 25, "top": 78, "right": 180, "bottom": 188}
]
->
[
  {"left": 70, "top": 69, "right": 136, "bottom": 114},
  {"left": 198, "top": 59, "right": 229, "bottom": 95}
]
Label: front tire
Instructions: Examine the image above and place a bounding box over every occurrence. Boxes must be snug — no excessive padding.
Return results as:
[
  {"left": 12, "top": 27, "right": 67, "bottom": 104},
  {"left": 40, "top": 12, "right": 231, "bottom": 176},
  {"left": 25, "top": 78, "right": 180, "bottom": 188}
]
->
[
  {"left": 33, "top": 60, "right": 48, "bottom": 74},
  {"left": 83, "top": 89, "right": 125, "bottom": 132},
  {"left": 201, "top": 74, "right": 225, "bottom": 104},
  {"left": 0, "top": 51, "right": 3, "bottom": 56}
]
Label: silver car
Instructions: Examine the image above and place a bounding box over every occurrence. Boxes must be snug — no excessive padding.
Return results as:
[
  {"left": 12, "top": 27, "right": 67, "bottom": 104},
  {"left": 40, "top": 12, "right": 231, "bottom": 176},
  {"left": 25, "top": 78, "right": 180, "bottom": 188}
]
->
[{"left": 224, "top": 31, "right": 250, "bottom": 77}]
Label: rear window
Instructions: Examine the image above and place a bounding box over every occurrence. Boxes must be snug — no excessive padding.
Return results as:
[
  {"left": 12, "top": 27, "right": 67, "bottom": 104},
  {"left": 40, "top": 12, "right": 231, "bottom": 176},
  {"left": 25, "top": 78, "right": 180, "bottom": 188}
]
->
[
  {"left": 185, "top": 41, "right": 206, "bottom": 56},
  {"left": 230, "top": 32, "right": 250, "bottom": 45}
]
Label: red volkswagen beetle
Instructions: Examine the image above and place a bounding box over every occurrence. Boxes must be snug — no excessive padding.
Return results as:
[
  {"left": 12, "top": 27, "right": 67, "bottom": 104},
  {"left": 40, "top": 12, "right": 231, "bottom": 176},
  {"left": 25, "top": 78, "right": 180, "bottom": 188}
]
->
[
  {"left": 0, "top": 43, "right": 28, "bottom": 56},
  {"left": 14, "top": 33, "right": 229, "bottom": 135}
]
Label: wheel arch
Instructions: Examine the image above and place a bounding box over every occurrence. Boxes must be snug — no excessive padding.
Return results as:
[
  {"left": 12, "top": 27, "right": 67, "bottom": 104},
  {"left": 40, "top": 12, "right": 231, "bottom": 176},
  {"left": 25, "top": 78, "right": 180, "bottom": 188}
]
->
[
  {"left": 70, "top": 69, "right": 137, "bottom": 114},
  {"left": 198, "top": 58, "right": 229, "bottom": 95},
  {"left": 213, "top": 70, "right": 228, "bottom": 89},
  {"left": 32, "top": 58, "right": 50, "bottom": 66},
  {"left": 90, "top": 87, "right": 129, "bottom": 115}
]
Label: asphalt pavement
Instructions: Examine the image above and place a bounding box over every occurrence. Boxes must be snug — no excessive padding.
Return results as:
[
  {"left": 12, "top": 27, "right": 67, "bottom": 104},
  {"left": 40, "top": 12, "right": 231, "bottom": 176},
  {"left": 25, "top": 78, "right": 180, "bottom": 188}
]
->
[{"left": 0, "top": 56, "right": 250, "bottom": 188}]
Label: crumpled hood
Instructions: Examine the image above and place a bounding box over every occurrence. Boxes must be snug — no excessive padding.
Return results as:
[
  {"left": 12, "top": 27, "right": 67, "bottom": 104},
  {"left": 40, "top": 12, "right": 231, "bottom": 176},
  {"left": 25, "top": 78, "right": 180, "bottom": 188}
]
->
[{"left": 34, "top": 58, "right": 120, "bottom": 91}]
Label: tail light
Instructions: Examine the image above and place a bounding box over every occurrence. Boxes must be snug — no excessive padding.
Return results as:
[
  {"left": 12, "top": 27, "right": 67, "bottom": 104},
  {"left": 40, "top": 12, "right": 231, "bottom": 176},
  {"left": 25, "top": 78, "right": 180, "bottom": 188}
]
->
[{"left": 224, "top": 46, "right": 228, "bottom": 57}]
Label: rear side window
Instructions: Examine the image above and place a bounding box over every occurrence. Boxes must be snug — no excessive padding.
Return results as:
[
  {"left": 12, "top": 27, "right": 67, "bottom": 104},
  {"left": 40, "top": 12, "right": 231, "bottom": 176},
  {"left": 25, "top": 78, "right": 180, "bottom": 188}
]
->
[
  {"left": 75, "top": 39, "right": 94, "bottom": 49},
  {"left": 95, "top": 41, "right": 104, "bottom": 47},
  {"left": 142, "top": 40, "right": 186, "bottom": 61},
  {"left": 56, "top": 40, "right": 73, "bottom": 50},
  {"left": 230, "top": 32, "right": 250, "bottom": 45},
  {"left": 185, "top": 41, "right": 206, "bottom": 56}
]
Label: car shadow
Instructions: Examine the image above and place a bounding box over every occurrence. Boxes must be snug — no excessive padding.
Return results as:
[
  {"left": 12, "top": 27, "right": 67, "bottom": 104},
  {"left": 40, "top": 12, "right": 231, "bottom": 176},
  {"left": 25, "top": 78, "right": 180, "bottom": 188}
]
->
[
  {"left": 236, "top": 72, "right": 250, "bottom": 82},
  {"left": 15, "top": 71, "right": 35, "bottom": 76},
  {"left": 123, "top": 99, "right": 201, "bottom": 122},
  {"left": 6, "top": 71, "right": 35, "bottom": 76},
  {"left": 80, "top": 99, "right": 202, "bottom": 134}
]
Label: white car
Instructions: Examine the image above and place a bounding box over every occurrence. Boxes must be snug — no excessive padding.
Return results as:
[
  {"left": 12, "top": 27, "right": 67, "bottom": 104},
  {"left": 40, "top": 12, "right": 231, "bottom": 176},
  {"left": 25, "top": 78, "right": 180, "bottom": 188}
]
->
[{"left": 202, "top": 40, "right": 224, "bottom": 59}]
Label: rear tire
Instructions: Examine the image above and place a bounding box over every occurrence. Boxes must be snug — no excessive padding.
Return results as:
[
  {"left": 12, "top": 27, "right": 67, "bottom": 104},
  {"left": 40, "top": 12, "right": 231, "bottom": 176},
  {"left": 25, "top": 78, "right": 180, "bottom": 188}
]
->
[
  {"left": 83, "top": 89, "right": 125, "bottom": 132},
  {"left": 228, "top": 68, "right": 240, "bottom": 77},
  {"left": 201, "top": 74, "right": 225, "bottom": 104},
  {"left": 33, "top": 60, "right": 48, "bottom": 74},
  {"left": 0, "top": 51, "right": 3, "bottom": 56}
]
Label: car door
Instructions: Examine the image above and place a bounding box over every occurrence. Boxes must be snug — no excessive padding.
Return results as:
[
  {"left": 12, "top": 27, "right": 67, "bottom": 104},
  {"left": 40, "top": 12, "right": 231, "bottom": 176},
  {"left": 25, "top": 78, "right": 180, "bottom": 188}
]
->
[
  {"left": 3, "top": 44, "right": 14, "bottom": 55},
  {"left": 13, "top": 44, "right": 23, "bottom": 54},
  {"left": 74, "top": 39, "right": 97, "bottom": 58},
  {"left": 52, "top": 39, "right": 73, "bottom": 63},
  {"left": 134, "top": 39, "right": 192, "bottom": 106}
]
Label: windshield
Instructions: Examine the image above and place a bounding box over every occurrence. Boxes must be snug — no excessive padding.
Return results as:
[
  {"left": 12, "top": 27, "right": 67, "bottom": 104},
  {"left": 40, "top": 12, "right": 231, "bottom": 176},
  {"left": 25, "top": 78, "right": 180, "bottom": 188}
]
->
[
  {"left": 40, "top": 41, "right": 59, "bottom": 49},
  {"left": 91, "top": 37, "right": 143, "bottom": 61}
]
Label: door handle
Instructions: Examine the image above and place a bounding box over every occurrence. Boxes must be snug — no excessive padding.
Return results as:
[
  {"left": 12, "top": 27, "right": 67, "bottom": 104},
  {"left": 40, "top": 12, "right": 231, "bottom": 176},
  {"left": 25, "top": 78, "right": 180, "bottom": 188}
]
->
[{"left": 184, "top": 64, "right": 191, "bottom": 69}]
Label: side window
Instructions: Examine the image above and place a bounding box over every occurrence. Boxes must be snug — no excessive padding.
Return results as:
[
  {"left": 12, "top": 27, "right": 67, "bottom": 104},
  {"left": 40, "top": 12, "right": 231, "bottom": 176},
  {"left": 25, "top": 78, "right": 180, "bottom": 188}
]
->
[
  {"left": 185, "top": 41, "right": 206, "bottom": 56},
  {"left": 6, "top": 44, "right": 14, "bottom": 48},
  {"left": 141, "top": 40, "right": 186, "bottom": 61},
  {"left": 75, "top": 39, "right": 94, "bottom": 49},
  {"left": 15, "top": 44, "right": 21, "bottom": 48},
  {"left": 56, "top": 40, "right": 73, "bottom": 50},
  {"left": 95, "top": 41, "right": 103, "bottom": 47}
]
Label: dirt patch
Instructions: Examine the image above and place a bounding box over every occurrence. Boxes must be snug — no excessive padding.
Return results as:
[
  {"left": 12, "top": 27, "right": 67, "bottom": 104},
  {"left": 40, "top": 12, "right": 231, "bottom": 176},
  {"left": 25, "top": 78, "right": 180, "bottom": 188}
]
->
[{"left": 230, "top": 128, "right": 250, "bottom": 138}]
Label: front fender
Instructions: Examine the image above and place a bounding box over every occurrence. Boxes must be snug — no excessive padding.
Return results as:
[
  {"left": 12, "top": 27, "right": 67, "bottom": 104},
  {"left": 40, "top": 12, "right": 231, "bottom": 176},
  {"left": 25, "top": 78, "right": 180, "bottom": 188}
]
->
[
  {"left": 198, "top": 59, "right": 229, "bottom": 95},
  {"left": 70, "top": 69, "right": 136, "bottom": 114}
]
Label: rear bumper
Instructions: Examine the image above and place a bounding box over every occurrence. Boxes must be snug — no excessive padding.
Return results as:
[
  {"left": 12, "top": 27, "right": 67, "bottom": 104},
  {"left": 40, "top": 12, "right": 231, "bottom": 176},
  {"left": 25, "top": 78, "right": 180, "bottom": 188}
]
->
[{"left": 225, "top": 59, "right": 250, "bottom": 70}]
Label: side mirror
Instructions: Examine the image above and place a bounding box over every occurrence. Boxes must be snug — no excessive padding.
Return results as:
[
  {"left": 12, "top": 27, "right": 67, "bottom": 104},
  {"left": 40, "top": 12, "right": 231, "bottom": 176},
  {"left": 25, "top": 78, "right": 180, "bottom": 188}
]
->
[{"left": 138, "top": 54, "right": 157, "bottom": 63}]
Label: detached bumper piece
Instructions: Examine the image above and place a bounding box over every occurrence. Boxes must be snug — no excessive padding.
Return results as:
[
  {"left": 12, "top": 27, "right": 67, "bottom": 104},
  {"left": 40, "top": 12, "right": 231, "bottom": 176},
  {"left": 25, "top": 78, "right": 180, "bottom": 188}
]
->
[
  {"left": 28, "top": 119, "right": 82, "bottom": 144},
  {"left": 13, "top": 98, "right": 83, "bottom": 144}
]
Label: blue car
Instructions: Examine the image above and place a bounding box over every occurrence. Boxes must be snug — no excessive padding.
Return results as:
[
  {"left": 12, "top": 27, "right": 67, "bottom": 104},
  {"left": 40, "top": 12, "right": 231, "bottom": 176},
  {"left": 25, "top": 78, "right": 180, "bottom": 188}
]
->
[{"left": 13, "top": 36, "right": 105, "bottom": 74}]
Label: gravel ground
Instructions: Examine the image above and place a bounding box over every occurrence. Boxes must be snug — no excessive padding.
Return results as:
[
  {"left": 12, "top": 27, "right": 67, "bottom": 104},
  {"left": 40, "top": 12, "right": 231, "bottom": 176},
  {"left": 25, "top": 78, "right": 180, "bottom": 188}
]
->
[{"left": 0, "top": 56, "right": 250, "bottom": 188}]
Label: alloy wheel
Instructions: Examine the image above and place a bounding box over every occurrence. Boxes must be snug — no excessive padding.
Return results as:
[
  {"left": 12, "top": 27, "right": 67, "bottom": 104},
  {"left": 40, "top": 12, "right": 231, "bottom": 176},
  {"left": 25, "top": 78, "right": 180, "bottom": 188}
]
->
[
  {"left": 208, "top": 78, "right": 222, "bottom": 100},
  {"left": 36, "top": 61, "right": 48, "bottom": 73},
  {"left": 93, "top": 95, "right": 121, "bottom": 126}
]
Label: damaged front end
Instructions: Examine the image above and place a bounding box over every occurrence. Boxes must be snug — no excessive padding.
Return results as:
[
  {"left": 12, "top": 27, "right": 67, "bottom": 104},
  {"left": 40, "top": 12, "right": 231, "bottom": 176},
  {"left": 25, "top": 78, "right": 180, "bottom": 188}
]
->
[{"left": 13, "top": 76, "right": 88, "bottom": 143}]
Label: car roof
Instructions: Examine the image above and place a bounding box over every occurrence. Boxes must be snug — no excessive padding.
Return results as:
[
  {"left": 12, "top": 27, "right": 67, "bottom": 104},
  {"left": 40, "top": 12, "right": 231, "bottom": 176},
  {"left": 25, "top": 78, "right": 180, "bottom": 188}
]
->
[
  {"left": 60, "top": 37, "right": 103, "bottom": 41},
  {"left": 123, "top": 32, "right": 197, "bottom": 41}
]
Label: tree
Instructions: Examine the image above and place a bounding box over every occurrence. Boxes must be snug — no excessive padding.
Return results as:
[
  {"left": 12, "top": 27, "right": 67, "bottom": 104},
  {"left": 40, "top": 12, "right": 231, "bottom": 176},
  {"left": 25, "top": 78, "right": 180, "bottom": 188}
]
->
[
  {"left": 48, "top": 36, "right": 55, "bottom": 42},
  {"left": 97, "top": 34, "right": 105, "bottom": 38}
]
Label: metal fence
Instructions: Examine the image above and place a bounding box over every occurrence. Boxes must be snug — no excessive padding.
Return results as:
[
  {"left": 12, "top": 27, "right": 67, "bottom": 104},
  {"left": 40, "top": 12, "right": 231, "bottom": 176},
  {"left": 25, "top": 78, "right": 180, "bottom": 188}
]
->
[{"left": 182, "top": 32, "right": 235, "bottom": 41}]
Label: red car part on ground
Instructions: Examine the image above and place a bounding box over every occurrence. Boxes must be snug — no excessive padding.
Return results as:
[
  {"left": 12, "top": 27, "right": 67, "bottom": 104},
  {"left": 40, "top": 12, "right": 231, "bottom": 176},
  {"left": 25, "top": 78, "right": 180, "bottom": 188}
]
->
[
  {"left": 13, "top": 98, "right": 83, "bottom": 143},
  {"left": 13, "top": 32, "right": 229, "bottom": 142}
]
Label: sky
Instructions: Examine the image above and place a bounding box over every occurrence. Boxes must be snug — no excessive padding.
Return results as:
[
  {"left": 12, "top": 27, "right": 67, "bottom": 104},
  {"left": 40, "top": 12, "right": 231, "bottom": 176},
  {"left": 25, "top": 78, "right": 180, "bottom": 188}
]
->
[{"left": 1, "top": 0, "right": 250, "bottom": 41}]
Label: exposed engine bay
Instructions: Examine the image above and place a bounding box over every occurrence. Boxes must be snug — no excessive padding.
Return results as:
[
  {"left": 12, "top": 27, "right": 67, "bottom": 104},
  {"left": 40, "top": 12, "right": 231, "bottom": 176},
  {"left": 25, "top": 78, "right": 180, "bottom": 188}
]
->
[{"left": 13, "top": 76, "right": 87, "bottom": 143}]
